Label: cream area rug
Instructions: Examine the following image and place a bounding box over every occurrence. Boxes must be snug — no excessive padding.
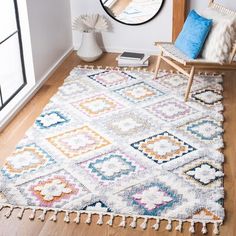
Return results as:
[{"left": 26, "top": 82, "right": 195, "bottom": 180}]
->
[{"left": 0, "top": 66, "right": 224, "bottom": 234}]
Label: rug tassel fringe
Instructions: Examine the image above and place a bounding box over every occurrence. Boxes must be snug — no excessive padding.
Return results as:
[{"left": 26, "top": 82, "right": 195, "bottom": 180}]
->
[
  {"left": 5, "top": 206, "right": 14, "bottom": 218},
  {"left": 152, "top": 218, "right": 160, "bottom": 230},
  {"left": 166, "top": 219, "right": 172, "bottom": 231},
  {"left": 189, "top": 221, "right": 195, "bottom": 233},
  {"left": 0, "top": 203, "right": 223, "bottom": 234},
  {"left": 64, "top": 211, "right": 70, "bottom": 223},
  {"left": 119, "top": 215, "right": 126, "bottom": 228},
  {"left": 76, "top": 65, "right": 222, "bottom": 77},
  {"left": 97, "top": 213, "right": 103, "bottom": 225},
  {"left": 129, "top": 216, "right": 137, "bottom": 228},
  {"left": 17, "top": 207, "right": 25, "bottom": 219},
  {"left": 140, "top": 217, "right": 148, "bottom": 230},
  {"left": 202, "top": 222, "right": 208, "bottom": 234},
  {"left": 38, "top": 209, "right": 47, "bottom": 222},
  {"left": 175, "top": 220, "right": 183, "bottom": 232},
  {"left": 49, "top": 210, "right": 58, "bottom": 222},
  {"left": 213, "top": 222, "right": 219, "bottom": 235},
  {"left": 106, "top": 214, "right": 114, "bottom": 226},
  {"left": 74, "top": 212, "right": 81, "bottom": 224},
  {"left": 29, "top": 209, "right": 36, "bottom": 220},
  {"left": 85, "top": 212, "right": 92, "bottom": 224}
]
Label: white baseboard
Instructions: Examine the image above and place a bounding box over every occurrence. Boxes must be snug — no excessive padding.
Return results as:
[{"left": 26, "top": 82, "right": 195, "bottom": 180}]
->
[
  {"left": 102, "top": 47, "right": 159, "bottom": 55},
  {"left": 0, "top": 46, "right": 73, "bottom": 131},
  {"left": 74, "top": 43, "right": 160, "bottom": 56}
]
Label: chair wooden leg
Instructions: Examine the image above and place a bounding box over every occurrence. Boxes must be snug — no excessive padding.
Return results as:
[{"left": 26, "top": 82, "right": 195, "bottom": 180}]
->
[
  {"left": 154, "top": 51, "right": 163, "bottom": 79},
  {"left": 184, "top": 66, "right": 195, "bottom": 102}
]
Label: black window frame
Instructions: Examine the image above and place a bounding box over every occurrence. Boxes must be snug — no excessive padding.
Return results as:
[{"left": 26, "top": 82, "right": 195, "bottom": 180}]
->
[{"left": 0, "top": 0, "right": 27, "bottom": 111}]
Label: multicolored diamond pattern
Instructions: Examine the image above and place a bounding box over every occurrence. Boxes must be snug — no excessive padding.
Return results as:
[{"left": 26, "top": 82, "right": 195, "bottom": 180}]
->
[
  {"left": 1, "top": 144, "right": 56, "bottom": 179},
  {"left": 191, "top": 88, "right": 222, "bottom": 106},
  {"left": 47, "top": 126, "right": 110, "bottom": 158},
  {"left": 36, "top": 111, "right": 69, "bottom": 129},
  {"left": 131, "top": 132, "right": 196, "bottom": 164},
  {"left": 185, "top": 163, "right": 223, "bottom": 185},
  {"left": 118, "top": 181, "right": 182, "bottom": 216},
  {"left": 186, "top": 119, "right": 223, "bottom": 141},
  {"left": 0, "top": 68, "right": 225, "bottom": 226},
  {"left": 71, "top": 94, "right": 123, "bottom": 117},
  {"left": 114, "top": 82, "right": 164, "bottom": 103},
  {"left": 88, "top": 70, "right": 136, "bottom": 87},
  {"left": 145, "top": 98, "right": 197, "bottom": 123}
]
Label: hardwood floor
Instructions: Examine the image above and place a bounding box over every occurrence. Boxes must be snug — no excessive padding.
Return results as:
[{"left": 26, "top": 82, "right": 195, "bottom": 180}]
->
[{"left": 0, "top": 52, "right": 235, "bottom": 236}]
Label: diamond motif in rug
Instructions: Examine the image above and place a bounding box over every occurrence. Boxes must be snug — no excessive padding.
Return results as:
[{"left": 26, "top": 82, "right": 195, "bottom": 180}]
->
[
  {"left": 131, "top": 131, "right": 196, "bottom": 164},
  {"left": 88, "top": 70, "right": 136, "bottom": 87},
  {"left": 191, "top": 88, "right": 222, "bottom": 106},
  {"left": 0, "top": 67, "right": 224, "bottom": 233},
  {"left": 114, "top": 82, "right": 164, "bottom": 103},
  {"left": 71, "top": 94, "right": 123, "bottom": 117},
  {"left": 1, "top": 144, "right": 56, "bottom": 179},
  {"left": 145, "top": 98, "right": 198, "bottom": 123},
  {"left": 47, "top": 126, "right": 111, "bottom": 158}
]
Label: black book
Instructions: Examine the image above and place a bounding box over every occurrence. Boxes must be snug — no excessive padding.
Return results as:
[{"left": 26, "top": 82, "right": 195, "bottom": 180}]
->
[{"left": 120, "top": 52, "right": 145, "bottom": 60}]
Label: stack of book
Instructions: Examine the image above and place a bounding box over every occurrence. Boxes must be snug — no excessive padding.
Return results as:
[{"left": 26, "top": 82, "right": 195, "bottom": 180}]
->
[{"left": 116, "top": 52, "right": 150, "bottom": 67}]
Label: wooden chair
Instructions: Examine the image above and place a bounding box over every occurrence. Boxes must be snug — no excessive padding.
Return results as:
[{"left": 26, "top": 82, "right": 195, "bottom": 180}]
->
[{"left": 154, "top": 0, "right": 236, "bottom": 102}]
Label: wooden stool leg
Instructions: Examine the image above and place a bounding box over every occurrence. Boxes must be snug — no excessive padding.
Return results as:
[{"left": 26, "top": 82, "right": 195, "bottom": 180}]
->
[
  {"left": 184, "top": 66, "right": 195, "bottom": 102},
  {"left": 154, "top": 51, "right": 163, "bottom": 79}
]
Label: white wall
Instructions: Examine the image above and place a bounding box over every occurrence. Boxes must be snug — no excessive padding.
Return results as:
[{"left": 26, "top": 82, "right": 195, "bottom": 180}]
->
[
  {"left": 26, "top": 0, "right": 73, "bottom": 82},
  {"left": 70, "top": 0, "right": 173, "bottom": 54},
  {"left": 189, "top": 0, "right": 236, "bottom": 12}
]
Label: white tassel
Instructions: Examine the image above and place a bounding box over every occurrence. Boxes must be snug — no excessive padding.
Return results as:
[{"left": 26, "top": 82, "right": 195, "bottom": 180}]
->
[
  {"left": 201, "top": 222, "right": 208, "bottom": 234},
  {"left": 129, "top": 216, "right": 137, "bottom": 228},
  {"left": 38, "top": 209, "right": 47, "bottom": 222},
  {"left": 140, "top": 217, "right": 148, "bottom": 230},
  {"left": 119, "top": 215, "right": 126, "bottom": 228},
  {"left": 175, "top": 220, "right": 183, "bottom": 232},
  {"left": 64, "top": 211, "right": 70, "bottom": 223},
  {"left": 5, "top": 206, "right": 14, "bottom": 218},
  {"left": 189, "top": 221, "right": 195, "bottom": 233},
  {"left": 152, "top": 218, "right": 160, "bottom": 230},
  {"left": 49, "top": 211, "right": 58, "bottom": 222},
  {"left": 106, "top": 214, "right": 114, "bottom": 226},
  {"left": 85, "top": 212, "right": 92, "bottom": 224},
  {"left": 29, "top": 209, "right": 36, "bottom": 220},
  {"left": 166, "top": 220, "right": 172, "bottom": 231},
  {"left": 17, "top": 208, "right": 25, "bottom": 219},
  {"left": 97, "top": 214, "right": 103, "bottom": 225},
  {"left": 74, "top": 212, "right": 81, "bottom": 224},
  {"left": 213, "top": 222, "right": 219, "bottom": 235}
]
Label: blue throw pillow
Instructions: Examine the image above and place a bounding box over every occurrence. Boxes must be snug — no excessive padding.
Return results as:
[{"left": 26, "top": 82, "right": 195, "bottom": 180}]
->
[{"left": 175, "top": 10, "right": 213, "bottom": 59}]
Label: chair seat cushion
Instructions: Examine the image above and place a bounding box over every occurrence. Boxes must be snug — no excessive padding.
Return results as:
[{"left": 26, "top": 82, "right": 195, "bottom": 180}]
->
[{"left": 175, "top": 10, "right": 213, "bottom": 59}]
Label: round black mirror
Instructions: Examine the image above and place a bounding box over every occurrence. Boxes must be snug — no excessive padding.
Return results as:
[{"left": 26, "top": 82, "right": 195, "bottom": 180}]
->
[{"left": 100, "top": 0, "right": 165, "bottom": 26}]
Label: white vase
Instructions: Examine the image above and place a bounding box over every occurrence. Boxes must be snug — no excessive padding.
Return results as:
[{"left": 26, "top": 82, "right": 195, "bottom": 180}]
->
[{"left": 77, "top": 32, "right": 103, "bottom": 62}]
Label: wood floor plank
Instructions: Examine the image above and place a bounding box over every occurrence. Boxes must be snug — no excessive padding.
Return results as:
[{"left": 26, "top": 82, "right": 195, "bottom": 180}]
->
[{"left": 0, "top": 52, "right": 235, "bottom": 236}]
